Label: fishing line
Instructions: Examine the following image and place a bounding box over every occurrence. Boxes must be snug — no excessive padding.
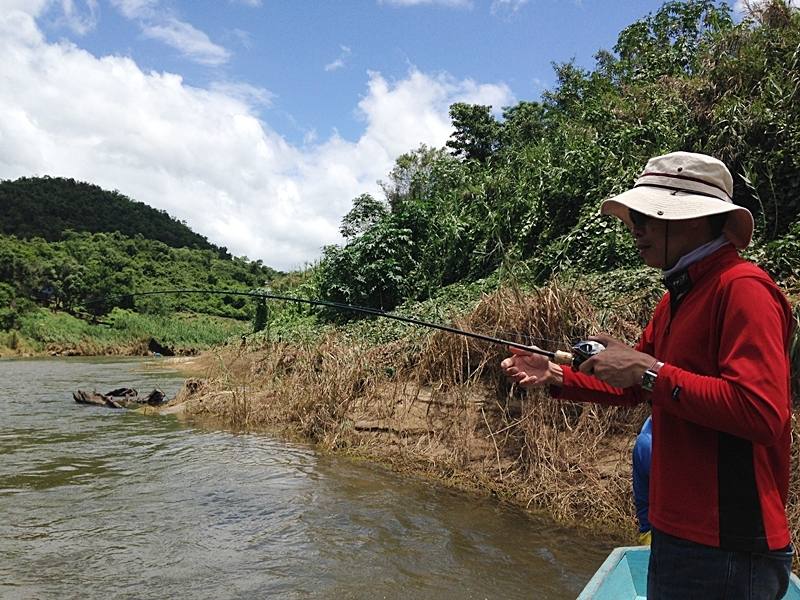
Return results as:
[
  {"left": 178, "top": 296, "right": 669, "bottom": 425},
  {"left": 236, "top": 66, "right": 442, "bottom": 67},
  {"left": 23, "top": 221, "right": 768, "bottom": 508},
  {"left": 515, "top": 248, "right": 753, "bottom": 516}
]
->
[{"left": 88, "top": 289, "right": 602, "bottom": 367}]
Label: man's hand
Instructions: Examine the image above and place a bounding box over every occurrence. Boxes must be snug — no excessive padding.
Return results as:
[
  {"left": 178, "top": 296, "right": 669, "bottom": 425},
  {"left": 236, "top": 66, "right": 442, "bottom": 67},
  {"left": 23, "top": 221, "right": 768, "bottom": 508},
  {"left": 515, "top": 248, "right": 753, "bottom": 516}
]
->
[
  {"left": 579, "top": 334, "right": 655, "bottom": 388},
  {"left": 501, "top": 346, "right": 563, "bottom": 388}
]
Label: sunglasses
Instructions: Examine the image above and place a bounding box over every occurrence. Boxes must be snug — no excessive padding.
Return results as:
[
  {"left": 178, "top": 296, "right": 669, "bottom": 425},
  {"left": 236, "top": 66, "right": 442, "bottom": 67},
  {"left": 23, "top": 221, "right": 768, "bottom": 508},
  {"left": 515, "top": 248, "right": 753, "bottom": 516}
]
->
[{"left": 629, "top": 209, "right": 651, "bottom": 228}]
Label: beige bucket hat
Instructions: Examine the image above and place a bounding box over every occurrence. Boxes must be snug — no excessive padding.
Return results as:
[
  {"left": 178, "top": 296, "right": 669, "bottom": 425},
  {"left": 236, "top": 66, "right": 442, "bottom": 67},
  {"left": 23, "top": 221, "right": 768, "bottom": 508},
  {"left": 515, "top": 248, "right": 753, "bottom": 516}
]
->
[{"left": 600, "top": 151, "right": 754, "bottom": 249}]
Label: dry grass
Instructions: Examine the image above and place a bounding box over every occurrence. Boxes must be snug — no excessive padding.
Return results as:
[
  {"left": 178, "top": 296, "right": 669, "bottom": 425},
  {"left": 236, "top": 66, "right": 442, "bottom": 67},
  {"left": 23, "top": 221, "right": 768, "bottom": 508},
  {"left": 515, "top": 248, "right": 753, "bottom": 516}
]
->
[
  {"left": 789, "top": 412, "right": 800, "bottom": 563},
  {"left": 169, "top": 280, "right": 799, "bottom": 556}
]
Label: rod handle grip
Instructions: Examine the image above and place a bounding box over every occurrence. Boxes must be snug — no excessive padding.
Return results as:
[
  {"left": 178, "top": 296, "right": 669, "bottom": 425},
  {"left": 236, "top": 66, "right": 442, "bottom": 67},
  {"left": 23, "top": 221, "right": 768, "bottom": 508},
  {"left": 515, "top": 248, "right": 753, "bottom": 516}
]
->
[{"left": 552, "top": 350, "right": 573, "bottom": 365}]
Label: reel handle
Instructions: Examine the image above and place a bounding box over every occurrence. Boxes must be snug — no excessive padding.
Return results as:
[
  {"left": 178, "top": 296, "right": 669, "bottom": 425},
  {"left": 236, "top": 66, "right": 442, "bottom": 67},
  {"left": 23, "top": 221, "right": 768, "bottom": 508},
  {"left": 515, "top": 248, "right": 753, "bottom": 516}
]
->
[{"left": 551, "top": 350, "right": 574, "bottom": 366}]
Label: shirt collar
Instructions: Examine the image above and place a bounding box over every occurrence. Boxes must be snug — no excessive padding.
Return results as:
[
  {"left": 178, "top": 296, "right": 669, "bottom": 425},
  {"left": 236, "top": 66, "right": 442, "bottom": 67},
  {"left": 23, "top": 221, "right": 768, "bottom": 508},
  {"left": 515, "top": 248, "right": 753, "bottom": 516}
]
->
[{"left": 662, "top": 235, "right": 730, "bottom": 280}]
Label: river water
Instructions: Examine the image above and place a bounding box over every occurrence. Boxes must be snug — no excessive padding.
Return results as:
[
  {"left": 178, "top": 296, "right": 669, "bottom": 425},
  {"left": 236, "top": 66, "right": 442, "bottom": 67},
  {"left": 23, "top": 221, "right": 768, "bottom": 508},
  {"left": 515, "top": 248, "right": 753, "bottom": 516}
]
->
[{"left": 0, "top": 358, "right": 616, "bottom": 599}]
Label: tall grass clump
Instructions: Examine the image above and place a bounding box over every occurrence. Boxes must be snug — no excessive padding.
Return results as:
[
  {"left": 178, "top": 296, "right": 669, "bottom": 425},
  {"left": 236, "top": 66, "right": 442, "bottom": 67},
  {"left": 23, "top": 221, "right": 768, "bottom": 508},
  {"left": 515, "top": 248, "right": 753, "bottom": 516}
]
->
[
  {"left": 181, "top": 335, "right": 400, "bottom": 448},
  {"left": 412, "top": 281, "right": 651, "bottom": 524}
]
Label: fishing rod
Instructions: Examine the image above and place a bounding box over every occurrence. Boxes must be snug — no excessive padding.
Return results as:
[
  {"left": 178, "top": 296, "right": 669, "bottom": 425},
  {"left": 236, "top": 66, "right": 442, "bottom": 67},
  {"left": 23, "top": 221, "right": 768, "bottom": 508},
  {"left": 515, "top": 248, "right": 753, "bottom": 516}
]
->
[{"left": 91, "top": 289, "right": 604, "bottom": 368}]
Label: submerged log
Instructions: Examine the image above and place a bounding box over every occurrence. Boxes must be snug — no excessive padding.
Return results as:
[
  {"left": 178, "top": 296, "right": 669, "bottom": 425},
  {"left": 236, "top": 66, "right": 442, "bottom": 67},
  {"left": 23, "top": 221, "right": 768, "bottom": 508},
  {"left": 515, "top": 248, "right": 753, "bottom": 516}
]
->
[{"left": 73, "top": 387, "right": 168, "bottom": 409}]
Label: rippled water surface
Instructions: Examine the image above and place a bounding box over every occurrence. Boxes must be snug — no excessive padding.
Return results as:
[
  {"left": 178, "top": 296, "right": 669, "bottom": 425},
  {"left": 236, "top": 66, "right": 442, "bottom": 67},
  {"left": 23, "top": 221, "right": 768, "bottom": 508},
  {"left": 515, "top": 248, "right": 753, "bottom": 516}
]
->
[{"left": 0, "top": 358, "right": 616, "bottom": 599}]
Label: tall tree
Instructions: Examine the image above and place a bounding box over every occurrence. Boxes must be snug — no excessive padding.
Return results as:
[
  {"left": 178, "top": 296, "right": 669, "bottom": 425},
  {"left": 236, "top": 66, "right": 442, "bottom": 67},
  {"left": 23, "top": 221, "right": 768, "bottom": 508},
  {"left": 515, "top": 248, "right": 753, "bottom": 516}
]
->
[
  {"left": 446, "top": 103, "right": 502, "bottom": 164},
  {"left": 339, "top": 194, "right": 388, "bottom": 239}
]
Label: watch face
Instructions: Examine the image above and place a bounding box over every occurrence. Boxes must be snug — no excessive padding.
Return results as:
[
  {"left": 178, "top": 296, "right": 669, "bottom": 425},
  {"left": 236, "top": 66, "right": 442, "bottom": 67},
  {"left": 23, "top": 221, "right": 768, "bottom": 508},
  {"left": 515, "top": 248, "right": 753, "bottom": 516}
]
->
[{"left": 642, "top": 370, "right": 657, "bottom": 391}]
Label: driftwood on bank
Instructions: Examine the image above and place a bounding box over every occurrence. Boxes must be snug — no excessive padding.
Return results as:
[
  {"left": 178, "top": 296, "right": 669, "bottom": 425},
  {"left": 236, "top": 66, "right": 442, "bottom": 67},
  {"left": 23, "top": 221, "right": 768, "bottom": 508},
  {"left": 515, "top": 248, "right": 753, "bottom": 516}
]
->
[{"left": 73, "top": 387, "right": 168, "bottom": 409}]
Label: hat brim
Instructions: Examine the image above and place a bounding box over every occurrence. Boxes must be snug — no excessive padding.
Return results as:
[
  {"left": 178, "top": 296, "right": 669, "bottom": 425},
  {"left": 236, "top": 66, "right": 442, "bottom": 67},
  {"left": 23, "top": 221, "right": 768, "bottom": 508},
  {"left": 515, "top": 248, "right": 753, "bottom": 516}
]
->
[{"left": 600, "top": 187, "right": 754, "bottom": 249}]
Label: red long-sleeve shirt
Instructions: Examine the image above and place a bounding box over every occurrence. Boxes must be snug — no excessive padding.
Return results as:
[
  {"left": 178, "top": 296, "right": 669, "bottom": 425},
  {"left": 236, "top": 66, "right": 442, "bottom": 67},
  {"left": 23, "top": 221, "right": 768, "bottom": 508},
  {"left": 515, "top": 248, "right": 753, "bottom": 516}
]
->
[{"left": 556, "top": 245, "right": 793, "bottom": 551}]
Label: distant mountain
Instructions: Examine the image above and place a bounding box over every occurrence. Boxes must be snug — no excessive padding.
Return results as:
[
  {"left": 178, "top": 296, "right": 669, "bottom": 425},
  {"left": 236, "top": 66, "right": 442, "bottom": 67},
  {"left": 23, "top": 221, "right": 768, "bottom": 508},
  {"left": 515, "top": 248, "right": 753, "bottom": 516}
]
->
[{"left": 0, "top": 176, "right": 231, "bottom": 258}]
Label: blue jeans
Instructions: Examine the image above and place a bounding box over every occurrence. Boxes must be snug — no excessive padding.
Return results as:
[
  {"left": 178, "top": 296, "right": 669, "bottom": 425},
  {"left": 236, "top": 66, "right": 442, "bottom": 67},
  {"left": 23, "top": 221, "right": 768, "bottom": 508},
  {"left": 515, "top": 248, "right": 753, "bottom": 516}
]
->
[{"left": 648, "top": 528, "right": 794, "bottom": 599}]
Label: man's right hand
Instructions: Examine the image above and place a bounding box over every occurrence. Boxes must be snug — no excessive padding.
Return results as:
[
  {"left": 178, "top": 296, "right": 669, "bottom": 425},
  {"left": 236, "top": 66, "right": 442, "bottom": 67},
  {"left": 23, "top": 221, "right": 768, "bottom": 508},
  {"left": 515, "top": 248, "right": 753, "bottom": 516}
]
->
[{"left": 501, "top": 346, "right": 564, "bottom": 388}]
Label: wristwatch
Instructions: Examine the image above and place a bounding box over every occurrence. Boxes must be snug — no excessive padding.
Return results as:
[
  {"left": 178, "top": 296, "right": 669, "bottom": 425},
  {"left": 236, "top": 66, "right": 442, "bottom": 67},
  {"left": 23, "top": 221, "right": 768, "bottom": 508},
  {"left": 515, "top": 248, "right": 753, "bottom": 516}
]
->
[{"left": 641, "top": 361, "right": 664, "bottom": 392}]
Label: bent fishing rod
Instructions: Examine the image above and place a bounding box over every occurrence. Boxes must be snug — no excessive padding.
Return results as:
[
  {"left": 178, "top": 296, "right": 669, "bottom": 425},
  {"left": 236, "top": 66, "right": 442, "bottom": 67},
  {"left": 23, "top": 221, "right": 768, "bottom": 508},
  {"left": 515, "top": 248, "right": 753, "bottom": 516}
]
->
[{"left": 90, "top": 289, "right": 604, "bottom": 368}]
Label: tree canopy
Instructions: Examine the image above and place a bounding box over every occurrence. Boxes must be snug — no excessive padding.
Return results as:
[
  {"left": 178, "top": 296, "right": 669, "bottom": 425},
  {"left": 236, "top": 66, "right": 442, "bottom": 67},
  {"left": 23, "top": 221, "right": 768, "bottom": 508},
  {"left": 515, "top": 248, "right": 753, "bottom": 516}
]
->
[
  {"left": 0, "top": 176, "right": 230, "bottom": 258},
  {"left": 314, "top": 0, "right": 800, "bottom": 312}
]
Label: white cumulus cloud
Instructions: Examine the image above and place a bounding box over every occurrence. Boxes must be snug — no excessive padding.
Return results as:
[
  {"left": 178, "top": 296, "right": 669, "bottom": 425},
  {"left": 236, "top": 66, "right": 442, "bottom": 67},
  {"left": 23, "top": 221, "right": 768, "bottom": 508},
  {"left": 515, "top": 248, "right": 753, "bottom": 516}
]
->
[
  {"left": 0, "top": 7, "right": 514, "bottom": 271},
  {"left": 0, "top": 0, "right": 50, "bottom": 13}
]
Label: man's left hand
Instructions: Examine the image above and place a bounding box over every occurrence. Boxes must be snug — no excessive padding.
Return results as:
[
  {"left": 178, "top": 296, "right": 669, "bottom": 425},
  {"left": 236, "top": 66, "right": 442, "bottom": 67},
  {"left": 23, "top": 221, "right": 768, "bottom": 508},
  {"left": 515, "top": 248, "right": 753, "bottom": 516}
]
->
[{"left": 578, "top": 333, "right": 656, "bottom": 389}]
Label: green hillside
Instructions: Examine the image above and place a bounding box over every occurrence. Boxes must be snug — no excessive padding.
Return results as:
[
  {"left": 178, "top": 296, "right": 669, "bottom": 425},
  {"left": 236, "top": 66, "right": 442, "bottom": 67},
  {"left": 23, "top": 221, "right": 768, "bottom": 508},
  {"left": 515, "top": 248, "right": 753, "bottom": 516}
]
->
[
  {"left": 0, "top": 176, "right": 230, "bottom": 258},
  {"left": 0, "top": 178, "right": 281, "bottom": 355}
]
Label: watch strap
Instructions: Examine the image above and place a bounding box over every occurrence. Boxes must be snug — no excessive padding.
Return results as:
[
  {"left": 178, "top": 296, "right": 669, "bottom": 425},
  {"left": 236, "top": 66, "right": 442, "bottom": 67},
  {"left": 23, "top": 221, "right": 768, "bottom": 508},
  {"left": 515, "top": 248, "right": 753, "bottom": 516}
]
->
[{"left": 641, "top": 360, "right": 664, "bottom": 391}]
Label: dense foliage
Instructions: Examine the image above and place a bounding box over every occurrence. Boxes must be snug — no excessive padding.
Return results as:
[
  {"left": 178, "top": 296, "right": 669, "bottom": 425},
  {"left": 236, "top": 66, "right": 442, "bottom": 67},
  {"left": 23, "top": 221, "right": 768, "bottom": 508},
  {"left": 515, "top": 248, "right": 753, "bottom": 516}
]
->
[
  {"left": 3, "top": 307, "right": 248, "bottom": 356},
  {"left": 0, "top": 175, "right": 284, "bottom": 345},
  {"left": 316, "top": 0, "right": 800, "bottom": 311},
  {"left": 0, "top": 231, "right": 276, "bottom": 331},
  {"left": 0, "top": 176, "right": 231, "bottom": 257}
]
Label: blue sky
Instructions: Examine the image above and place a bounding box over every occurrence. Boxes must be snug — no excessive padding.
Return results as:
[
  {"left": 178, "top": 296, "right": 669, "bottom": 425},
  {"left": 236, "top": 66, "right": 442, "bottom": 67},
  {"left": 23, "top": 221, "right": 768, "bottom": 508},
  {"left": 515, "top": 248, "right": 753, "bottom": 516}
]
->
[
  {"left": 0, "top": 0, "right": 753, "bottom": 270},
  {"left": 60, "top": 0, "right": 670, "bottom": 145}
]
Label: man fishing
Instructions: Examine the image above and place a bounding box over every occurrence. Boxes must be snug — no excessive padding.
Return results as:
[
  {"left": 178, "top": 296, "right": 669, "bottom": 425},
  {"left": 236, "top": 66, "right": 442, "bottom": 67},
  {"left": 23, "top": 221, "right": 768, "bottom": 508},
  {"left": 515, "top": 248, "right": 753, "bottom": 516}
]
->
[{"left": 501, "top": 151, "right": 795, "bottom": 598}]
